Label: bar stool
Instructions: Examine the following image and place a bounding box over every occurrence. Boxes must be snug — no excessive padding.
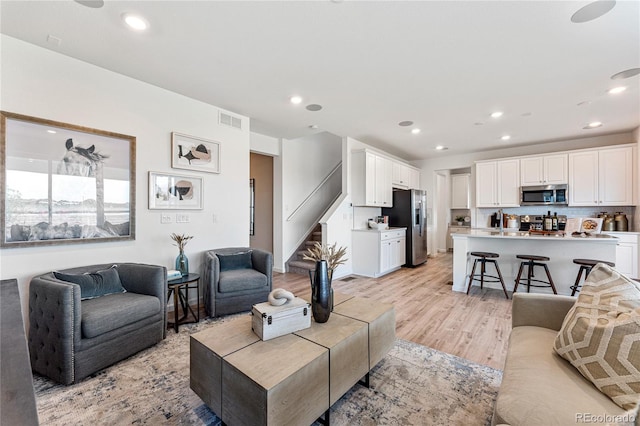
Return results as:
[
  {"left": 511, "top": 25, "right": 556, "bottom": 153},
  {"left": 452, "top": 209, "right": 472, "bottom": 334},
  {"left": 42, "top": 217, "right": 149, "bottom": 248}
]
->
[
  {"left": 513, "top": 255, "right": 557, "bottom": 294},
  {"left": 570, "top": 259, "right": 615, "bottom": 296},
  {"left": 466, "top": 252, "right": 509, "bottom": 299}
]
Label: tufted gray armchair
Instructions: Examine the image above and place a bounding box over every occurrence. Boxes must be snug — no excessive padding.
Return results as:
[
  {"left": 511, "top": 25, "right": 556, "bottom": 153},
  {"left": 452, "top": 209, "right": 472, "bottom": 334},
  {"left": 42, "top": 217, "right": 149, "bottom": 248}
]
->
[
  {"left": 203, "top": 247, "right": 272, "bottom": 317},
  {"left": 29, "top": 263, "right": 167, "bottom": 385}
]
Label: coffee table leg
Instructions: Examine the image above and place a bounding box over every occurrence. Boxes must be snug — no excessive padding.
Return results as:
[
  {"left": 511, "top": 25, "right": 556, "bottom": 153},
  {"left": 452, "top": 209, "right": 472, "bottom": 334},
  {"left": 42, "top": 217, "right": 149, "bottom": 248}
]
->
[
  {"left": 358, "top": 372, "right": 370, "bottom": 388},
  {"left": 316, "top": 408, "right": 330, "bottom": 426}
]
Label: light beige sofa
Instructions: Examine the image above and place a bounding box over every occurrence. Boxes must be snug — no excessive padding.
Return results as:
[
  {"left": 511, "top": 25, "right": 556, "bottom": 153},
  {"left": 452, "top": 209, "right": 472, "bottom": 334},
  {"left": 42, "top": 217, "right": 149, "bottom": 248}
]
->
[{"left": 492, "top": 293, "right": 631, "bottom": 426}]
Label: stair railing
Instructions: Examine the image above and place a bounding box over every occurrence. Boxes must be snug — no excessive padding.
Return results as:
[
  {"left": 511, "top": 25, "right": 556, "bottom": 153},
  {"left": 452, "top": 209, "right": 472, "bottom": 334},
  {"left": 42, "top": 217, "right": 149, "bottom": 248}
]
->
[{"left": 286, "top": 162, "right": 342, "bottom": 222}]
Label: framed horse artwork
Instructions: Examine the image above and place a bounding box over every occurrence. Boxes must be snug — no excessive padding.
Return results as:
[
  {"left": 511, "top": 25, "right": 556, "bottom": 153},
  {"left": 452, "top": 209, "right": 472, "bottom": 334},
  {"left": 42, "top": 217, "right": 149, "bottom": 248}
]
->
[{"left": 0, "top": 111, "right": 136, "bottom": 248}]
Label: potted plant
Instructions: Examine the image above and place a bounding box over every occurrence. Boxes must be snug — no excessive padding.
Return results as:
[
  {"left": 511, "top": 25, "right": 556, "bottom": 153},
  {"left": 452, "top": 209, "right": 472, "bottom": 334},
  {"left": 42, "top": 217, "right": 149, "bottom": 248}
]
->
[{"left": 455, "top": 216, "right": 465, "bottom": 226}]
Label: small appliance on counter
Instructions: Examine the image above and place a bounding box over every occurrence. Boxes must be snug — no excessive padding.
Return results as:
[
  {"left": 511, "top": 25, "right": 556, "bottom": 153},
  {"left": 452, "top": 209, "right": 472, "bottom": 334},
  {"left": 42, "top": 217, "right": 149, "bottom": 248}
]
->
[
  {"left": 519, "top": 214, "right": 567, "bottom": 232},
  {"left": 368, "top": 215, "right": 389, "bottom": 230}
]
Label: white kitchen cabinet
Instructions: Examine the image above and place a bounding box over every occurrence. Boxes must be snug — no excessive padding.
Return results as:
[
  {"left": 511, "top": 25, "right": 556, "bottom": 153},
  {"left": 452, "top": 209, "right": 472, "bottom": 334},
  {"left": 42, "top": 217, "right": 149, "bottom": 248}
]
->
[
  {"left": 569, "top": 146, "right": 635, "bottom": 206},
  {"left": 408, "top": 168, "right": 420, "bottom": 189},
  {"left": 392, "top": 161, "right": 410, "bottom": 188},
  {"left": 447, "top": 225, "right": 469, "bottom": 251},
  {"left": 352, "top": 228, "right": 406, "bottom": 278},
  {"left": 520, "top": 154, "right": 568, "bottom": 185},
  {"left": 604, "top": 232, "right": 639, "bottom": 278},
  {"left": 352, "top": 150, "right": 393, "bottom": 207},
  {"left": 451, "top": 174, "right": 470, "bottom": 209},
  {"left": 393, "top": 161, "right": 421, "bottom": 190},
  {"left": 475, "top": 159, "right": 520, "bottom": 207}
]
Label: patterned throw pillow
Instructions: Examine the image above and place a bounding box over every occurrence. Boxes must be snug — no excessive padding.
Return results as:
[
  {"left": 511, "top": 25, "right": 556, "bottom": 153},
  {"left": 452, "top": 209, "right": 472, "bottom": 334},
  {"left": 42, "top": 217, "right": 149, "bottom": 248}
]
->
[{"left": 554, "top": 263, "right": 640, "bottom": 410}]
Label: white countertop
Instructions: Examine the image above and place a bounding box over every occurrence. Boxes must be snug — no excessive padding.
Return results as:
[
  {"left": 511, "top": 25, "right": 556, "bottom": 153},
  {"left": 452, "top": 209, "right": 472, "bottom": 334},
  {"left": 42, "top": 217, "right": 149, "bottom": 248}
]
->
[
  {"left": 352, "top": 226, "right": 407, "bottom": 233},
  {"left": 451, "top": 229, "right": 618, "bottom": 243}
]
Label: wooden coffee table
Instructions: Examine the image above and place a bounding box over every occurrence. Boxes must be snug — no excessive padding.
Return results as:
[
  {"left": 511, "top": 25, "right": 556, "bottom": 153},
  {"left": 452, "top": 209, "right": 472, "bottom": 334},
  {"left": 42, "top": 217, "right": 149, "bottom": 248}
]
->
[{"left": 190, "top": 294, "right": 394, "bottom": 426}]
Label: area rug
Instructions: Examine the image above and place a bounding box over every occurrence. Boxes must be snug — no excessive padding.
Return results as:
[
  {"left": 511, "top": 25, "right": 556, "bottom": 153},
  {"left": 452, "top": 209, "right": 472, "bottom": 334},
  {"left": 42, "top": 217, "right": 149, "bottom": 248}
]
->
[{"left": 33, "top": 315, "right": 502, "bottom": 425}]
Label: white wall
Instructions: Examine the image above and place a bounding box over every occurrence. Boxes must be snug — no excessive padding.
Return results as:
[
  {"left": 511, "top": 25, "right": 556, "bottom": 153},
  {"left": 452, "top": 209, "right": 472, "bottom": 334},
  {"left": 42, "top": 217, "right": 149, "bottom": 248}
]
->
[
  {"left": 275, "top": 131, "right": 342, "bottom": 270},
  {"left": 635, "top": 127, "right": 640, "bottom": 233},
  {"left": 250, "top": 132, "right": 279, "bottom": 157},
  {"left": 0, "top": 36, "right": 251, "bottom": 316}
]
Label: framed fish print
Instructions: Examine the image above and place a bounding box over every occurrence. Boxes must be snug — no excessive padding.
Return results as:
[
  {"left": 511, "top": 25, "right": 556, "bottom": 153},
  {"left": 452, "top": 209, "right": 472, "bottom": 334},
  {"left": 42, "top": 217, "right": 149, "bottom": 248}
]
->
[
  {"left": 148, "top": 171, "right": 203, "bottom": 210},
  {"left": 171, "top": 132, "right": 221, "bottom": 174},
  {"left": 0, "top": 111, "right": 136, "bottom": 248}
]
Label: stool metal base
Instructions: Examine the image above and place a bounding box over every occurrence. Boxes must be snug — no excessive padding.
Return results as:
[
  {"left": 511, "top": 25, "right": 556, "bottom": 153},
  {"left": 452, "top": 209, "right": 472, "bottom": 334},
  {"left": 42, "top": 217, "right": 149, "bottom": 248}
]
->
[
  {"left": 466, "top": 257, "right": 509, "bottom": 299},
  {"left": 513, "top": 260, "right": 557, "bottom": 295}
]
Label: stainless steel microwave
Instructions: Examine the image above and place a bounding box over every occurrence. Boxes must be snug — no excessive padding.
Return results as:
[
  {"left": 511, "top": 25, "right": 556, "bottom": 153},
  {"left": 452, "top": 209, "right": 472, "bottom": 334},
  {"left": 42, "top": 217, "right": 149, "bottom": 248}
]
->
[{"left": 520, "top": 184, "right": 568, "bottom": 206}]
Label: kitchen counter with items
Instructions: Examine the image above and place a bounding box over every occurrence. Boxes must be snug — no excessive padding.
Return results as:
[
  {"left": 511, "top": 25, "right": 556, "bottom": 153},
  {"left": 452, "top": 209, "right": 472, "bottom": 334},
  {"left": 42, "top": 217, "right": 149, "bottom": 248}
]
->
[
  {"left": 456, "top": 229, "right": 618, "bottom": 242},
  {"left": 353, "top": 226, "right": 407, "bottom": 233},
  {"left": 451, "top": 230, "right": 618, "bottom": 295}
]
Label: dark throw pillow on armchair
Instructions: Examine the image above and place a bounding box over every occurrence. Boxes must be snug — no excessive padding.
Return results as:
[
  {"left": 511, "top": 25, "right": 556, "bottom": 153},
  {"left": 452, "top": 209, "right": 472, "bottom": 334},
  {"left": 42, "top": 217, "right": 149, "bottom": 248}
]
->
[
  {"left": 217, "top": 250, "right": 253, "bottom": 272},
  {"left": 54, "top": 265, "right": 126, "bottom": 300}
]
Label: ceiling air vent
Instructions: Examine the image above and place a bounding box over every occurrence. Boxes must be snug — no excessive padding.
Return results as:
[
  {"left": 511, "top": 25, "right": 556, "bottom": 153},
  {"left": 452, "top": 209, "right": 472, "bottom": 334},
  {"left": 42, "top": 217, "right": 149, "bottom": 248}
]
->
[{"left": 219, "top": 112, "right": 243, "bottom": 130}]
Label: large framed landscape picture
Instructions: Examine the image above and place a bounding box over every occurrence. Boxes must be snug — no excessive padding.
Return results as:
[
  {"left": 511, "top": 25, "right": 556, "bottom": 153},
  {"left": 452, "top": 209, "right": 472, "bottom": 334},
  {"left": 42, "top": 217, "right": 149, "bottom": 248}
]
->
[{"left": 0, "top": 111, "right": 136, "bottom": 248}]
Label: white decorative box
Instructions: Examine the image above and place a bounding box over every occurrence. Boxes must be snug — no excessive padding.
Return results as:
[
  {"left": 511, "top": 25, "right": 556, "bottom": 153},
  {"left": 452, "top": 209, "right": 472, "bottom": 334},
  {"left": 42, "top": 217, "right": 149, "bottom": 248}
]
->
[{"left": 251, "top": 297, "right": 311, "bottom": 341}]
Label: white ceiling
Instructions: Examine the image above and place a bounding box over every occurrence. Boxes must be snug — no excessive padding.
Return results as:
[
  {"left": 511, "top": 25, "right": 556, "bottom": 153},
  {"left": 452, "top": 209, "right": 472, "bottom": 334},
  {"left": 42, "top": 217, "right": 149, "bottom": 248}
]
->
[{"left": 1, "top": 1, "right": 639, "bottom": 160}]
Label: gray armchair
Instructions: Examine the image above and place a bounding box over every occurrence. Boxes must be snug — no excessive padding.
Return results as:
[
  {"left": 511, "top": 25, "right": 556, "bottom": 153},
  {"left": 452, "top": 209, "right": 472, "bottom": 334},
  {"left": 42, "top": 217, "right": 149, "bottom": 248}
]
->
[
  {"left": 29, "top": 263, "right": 167, "bottom": 385},
  {"left": 203, "top": 247, "right": 272, "bottom": 317}
]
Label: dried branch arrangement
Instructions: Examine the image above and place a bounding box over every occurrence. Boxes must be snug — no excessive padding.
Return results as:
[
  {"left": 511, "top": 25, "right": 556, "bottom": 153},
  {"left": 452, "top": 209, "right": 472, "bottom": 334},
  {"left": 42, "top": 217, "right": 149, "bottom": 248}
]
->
[
  {"left": 170, "top": 233, "right": 193, "bottom": 251},
  {"left": 303, "top": 242, "right": 348, "bottom": 271}
]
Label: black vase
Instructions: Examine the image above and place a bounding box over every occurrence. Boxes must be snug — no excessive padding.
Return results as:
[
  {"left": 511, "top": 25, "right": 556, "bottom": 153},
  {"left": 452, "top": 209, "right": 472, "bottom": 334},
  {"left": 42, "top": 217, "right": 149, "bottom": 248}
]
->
[{"left": 309, "top": 260, "right": 332, "bottom": 323}]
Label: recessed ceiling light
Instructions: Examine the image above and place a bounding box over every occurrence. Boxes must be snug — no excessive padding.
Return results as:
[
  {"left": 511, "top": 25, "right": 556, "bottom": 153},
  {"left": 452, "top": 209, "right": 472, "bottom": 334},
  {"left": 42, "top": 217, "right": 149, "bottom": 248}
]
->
[
  {"left": 74, "top": 0, "right": 104, "bottom": 8},
  {"left": 501, "top": 135, "right": 511, "bottom": 141},
  {"left": 521, "top": 112, "right": 532, "bottom": 117},
  {"left": 306, "top": 104, "right": 323, "bottom": 111},
  {"left": 584, "top": 121, "right": 603, "bottom": 129},
  {"left": 571, "top": 0, "right": 616, "bottom": 23},
  {"left": 577, "top": 100, "right": 592, "bottom": 106},
  {"left": 47, "top": 130, "right": 57, "bottom": 134},
  {"left": 290, "top": 95, "right": 303, "bottom": 104},
  {"left": 398, "top": 121, "right": 413, "bottom": 127},
  {"left": 611, "top": 68, "right": 640, "bottom": 80},
  {"left": 474, "top": 122, "right": 484, "bottom": 126},
  {"left": 435, "top": 145, "right": 448, "bottom": 151},
  {"left": 490, "top": 111, "right": 503, "bottom": 118},
  {"left": 122, "top": 13, "right": 149, "bottom": 31},
  {"left": 411, "top": 128, "right": 421, "bottom": 135},
  {"left": 308, "top": 124, "right": 319, "bottom": 130},
  {"left": 608, "top": 86, "right": 627, "bottom": 94}
]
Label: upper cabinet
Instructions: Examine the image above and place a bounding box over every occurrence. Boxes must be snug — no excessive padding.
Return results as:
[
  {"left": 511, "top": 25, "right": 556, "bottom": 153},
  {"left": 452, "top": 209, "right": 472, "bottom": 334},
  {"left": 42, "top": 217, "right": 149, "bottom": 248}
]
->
[
  {"left": 392, "top": 162, "right": 410, "bottom": 188},
  {"left": 451, "top": 174, "right": 470, "bottom": 209},
  {"left": 392, "top": 161, "right": 421, "bottom": 190},
  {"left": 408, "top": 168, "right": 420, "bottom": 190},
  {"left": 568, "top": 146, "right": 635, "bottom": 206},
  {"left": 352, "top": 150, "right": 393, "bottom": 207},
  {"left": 520, "top": 154, "right": 568, "bottom": 186},
  {"left": 475, "top": 159, "right": 520, "bottom": 207}
]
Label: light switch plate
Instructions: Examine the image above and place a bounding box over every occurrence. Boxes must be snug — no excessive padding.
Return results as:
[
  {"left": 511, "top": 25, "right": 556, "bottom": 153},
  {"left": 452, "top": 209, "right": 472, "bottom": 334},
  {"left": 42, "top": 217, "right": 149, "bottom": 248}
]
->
[
  {"left": 161, "top": 214, "right": 172, "bottom": 224},
  {"left": 176, "top": 214, "right": 190, "bottom": 223}
]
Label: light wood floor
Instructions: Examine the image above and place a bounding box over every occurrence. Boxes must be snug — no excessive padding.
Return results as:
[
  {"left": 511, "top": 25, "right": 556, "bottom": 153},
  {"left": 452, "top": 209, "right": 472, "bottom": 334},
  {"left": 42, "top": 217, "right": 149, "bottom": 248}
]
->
[{"left": 274, "top": 252, "right": 513, "bottom": 370}]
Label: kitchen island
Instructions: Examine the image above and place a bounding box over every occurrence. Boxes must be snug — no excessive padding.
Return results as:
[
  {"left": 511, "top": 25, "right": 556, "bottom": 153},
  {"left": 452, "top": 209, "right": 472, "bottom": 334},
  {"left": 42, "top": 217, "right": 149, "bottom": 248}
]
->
[{"left": 451, "top": 230, "right": 618, "bottom": 295}]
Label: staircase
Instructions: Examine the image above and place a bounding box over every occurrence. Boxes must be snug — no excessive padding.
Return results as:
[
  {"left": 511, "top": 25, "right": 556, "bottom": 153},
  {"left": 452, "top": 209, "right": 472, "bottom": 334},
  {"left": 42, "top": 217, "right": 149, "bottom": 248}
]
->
[{"left": 287, "top": 224, "right": 322, "bottom": 275}]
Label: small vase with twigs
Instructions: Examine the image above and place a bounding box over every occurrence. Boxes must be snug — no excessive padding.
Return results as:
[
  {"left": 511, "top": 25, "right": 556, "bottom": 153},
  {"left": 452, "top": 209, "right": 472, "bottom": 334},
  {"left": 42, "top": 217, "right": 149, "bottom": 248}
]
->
[
  {"left": 170, "top": 233, "right": 193, "bottom": 276},
  {"left": 303, "top": 242, "right": 348, "bottom": 322}
]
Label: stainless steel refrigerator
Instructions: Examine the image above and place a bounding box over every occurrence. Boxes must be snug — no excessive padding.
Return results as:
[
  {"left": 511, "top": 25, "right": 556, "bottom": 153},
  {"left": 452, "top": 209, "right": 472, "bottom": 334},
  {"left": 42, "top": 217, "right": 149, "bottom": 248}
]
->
[{"left": 382, "top": 189, "right": 428, "bottom": 267}]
